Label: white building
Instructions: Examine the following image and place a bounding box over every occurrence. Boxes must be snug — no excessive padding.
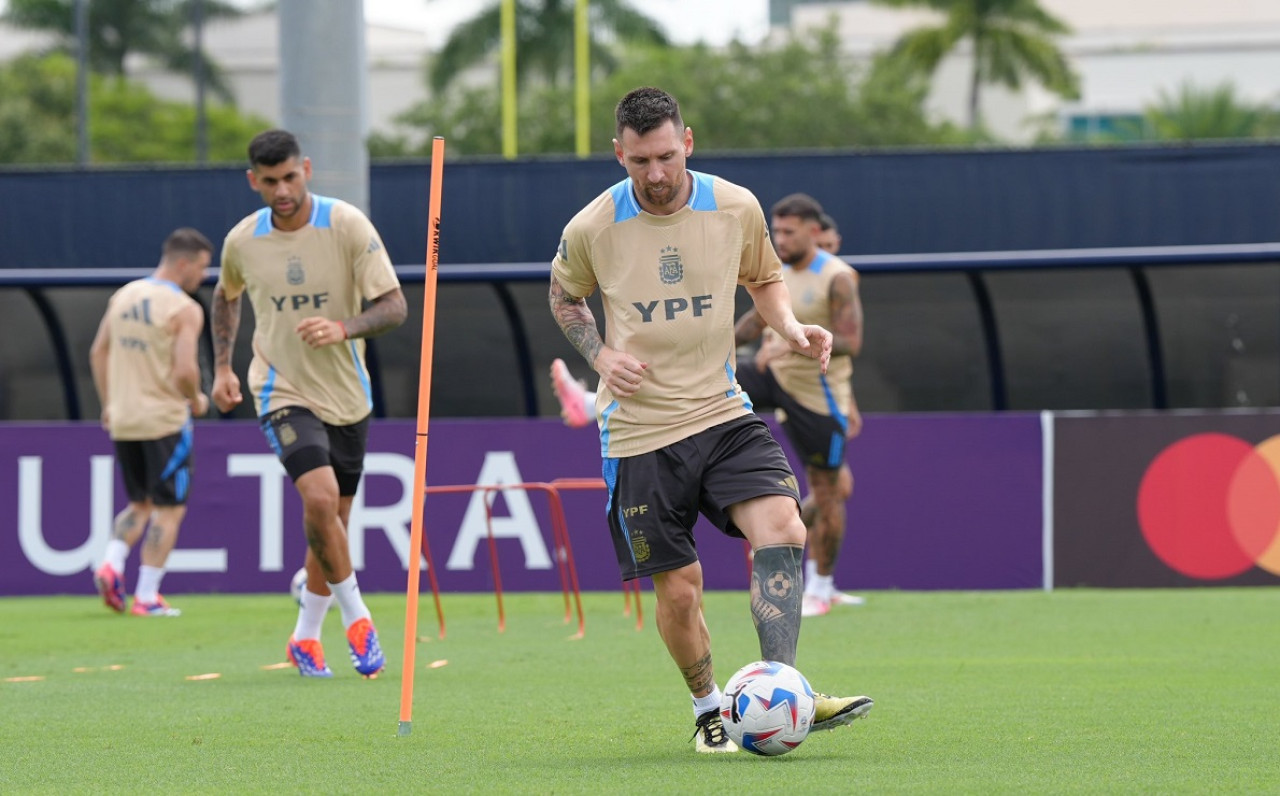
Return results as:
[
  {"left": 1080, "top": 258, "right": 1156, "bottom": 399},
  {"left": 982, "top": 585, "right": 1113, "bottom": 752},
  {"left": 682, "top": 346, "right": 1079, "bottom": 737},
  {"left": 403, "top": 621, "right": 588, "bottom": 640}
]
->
[
  {"left": 0, "top": 10, "right": 430, "bottom": 143},
  {"left": 137, "top": 11, "right": 429, "bottom": 141},
  {"left": 782, "top": 0, "right": 1280, "bottom": 142}
]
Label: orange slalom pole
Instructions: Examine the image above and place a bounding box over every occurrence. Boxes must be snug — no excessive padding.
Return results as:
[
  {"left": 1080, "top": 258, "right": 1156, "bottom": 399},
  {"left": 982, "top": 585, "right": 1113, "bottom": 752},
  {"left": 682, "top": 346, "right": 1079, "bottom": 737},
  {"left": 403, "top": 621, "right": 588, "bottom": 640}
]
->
[{"left": 398, "top": 136, "right": 445, "bottom": 738}]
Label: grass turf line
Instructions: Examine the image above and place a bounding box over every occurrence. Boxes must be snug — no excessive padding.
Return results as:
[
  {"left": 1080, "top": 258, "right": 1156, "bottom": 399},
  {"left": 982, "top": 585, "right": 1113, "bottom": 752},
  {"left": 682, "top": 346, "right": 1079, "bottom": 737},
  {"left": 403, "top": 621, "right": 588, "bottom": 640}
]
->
[{"left": 0, "top": 589, "right": 1277, "bottom": 793}]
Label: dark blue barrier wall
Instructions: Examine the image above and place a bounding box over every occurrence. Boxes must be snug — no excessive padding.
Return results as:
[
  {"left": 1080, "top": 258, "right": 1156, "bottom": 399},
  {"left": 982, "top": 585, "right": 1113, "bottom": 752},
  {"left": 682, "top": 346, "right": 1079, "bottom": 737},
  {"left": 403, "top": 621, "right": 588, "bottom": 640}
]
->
[{"left": 6, "top": 143, "right": 1280, "bottom": 271}]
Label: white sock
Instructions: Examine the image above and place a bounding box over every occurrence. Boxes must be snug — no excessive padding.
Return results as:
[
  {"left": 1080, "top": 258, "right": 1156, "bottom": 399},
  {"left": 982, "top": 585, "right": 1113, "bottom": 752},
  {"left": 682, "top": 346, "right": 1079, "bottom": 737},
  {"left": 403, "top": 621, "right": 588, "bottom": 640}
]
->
[
  {"left": 692, "top": 686, "right": 723, "bottom": 718},
  {"left": 328, "top": 573, "right": 372, "bottom": 628},
  {"left": 105, "top": 539, "right": 129, "bottom": 573},
  {"left": 293, "top": 588, "right": 334, "bottom": 641},
  {"left": 135, "top": 565, "right": 163, "bottom": 603},
  {"left": 804, "top": 558, "right": 817, "bottom": 593},
  {"left": 811, "top": 573, "right": 835, "bottom": 602},
  {"left": 584, "top": 390, "right": 598, "bottom": 420}
]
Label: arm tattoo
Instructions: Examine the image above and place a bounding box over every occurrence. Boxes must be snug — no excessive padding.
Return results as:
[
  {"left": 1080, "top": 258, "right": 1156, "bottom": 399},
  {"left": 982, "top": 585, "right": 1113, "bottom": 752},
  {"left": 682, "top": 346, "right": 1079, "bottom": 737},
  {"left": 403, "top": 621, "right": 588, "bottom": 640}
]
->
[
  {"left": 829, "top": 274, "right": 863, "bottom": 357},
  {"left": 733, "top": 309, "right": 767, "bottom": 347},
  {"left": 679, "top": 651, "right": 717, "bottom": 696},
  {"left": 344, "top": 288, "right": 408, "bottom": 339},
  {"left": 549, "top": 277, "right": 603, "bottom": 367},
  {"left": 211, "top": 286, "right": 240, "bottom": 369},
  {"left": 748, "top": 544, "right": 804, "bottom": 667}
]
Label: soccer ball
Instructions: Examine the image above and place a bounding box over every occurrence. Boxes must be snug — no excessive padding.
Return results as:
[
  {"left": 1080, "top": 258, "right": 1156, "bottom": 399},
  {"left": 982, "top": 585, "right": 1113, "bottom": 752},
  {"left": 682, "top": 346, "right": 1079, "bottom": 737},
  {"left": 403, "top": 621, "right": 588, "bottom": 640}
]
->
[
  {"left": 289, "top": 566, "right": 308, "bottom": 607},
  {"left": 720, "top": 660, "right": 816, "bottom": 756}
]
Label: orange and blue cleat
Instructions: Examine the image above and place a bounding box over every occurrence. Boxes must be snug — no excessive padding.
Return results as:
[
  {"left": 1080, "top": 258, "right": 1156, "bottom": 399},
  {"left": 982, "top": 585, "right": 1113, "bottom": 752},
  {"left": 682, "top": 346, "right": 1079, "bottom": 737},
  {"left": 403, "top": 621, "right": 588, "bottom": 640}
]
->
[
  {"left": 287, "top": 636, "right": 334, "bottom": 678},
  {"left": 131, "top": 595, "right": 181, "bottom": 616},
  {"left": 346, "top": 618, "right": 385, "bottom": 678},
  {"left": 94, "top": 562, "right": 126, "bottom": 613}
]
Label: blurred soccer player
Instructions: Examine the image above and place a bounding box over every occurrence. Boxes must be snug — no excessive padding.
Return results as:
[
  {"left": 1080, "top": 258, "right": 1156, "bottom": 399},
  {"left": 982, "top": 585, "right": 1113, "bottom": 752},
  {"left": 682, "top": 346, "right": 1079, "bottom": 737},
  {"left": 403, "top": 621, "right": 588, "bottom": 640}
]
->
[
  {"left": 89, "top": 227, "right": 213, "bottom": 617},
  {"left": 735, "top": 194, "right": 865, "bottom": 617},
  {"left": 211, "top": 129, "right": 407, "bottom": 678},
  {"left": 816, "top": 211, "right": 843, "bottom": 255},
  {"left": 549, "top": 87, "right": 873, "bottom": 754}
]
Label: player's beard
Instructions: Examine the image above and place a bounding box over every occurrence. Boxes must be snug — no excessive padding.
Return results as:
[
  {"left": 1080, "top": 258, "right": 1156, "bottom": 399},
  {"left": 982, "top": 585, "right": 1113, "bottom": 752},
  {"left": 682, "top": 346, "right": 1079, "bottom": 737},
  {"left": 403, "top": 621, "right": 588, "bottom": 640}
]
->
[
  {"left": 273, "top": 197, "right": 303, "bottom": 220},
  {"left": 640, "top": 173, "right": 683, "bottom": 210},
  {"left": 778, "top": 246, "right": 806, "bottom": 266}
]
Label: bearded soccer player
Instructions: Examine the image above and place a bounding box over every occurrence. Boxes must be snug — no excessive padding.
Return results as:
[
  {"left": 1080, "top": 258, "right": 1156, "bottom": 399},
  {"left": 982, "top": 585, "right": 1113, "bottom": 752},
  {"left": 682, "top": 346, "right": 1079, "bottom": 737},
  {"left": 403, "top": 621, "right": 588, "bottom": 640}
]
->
[
  {"left": 735, "top": 194, "right": 866, "bottom": 616},
  {"left": 548, "top": 87, "right": 874, "bottom": 753},
  {"left": 211, "top": 129, "right": 407, "bottom": 678},
  {"left": 90, "top": 228, "right": 213, "bottom": 617}
]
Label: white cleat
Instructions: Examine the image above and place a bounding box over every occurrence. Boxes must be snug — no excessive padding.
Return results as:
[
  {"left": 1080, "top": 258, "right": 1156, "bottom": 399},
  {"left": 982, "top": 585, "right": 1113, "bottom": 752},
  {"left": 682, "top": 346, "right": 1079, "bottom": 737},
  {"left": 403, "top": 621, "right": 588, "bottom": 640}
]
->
[
  {"left": 832, "top": 591, "right": 866, "bottom": 606},
  {"left": 693, "top": 709, "right": 739, "bottom": 753},
  {"left": 801, "top": 594, "right": 832, "bottom": 617}
]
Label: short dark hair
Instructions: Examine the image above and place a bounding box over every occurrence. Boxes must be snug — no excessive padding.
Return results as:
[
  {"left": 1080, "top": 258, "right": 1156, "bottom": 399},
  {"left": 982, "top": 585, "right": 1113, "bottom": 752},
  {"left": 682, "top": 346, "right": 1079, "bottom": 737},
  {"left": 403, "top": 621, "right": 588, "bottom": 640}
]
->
[
  {"left": 771, "top": 193, "right": 824, "bottom": 224},
  {"left": 615, "top": 87, "right": 683, "bottom": 138},
  {"left": 818, "top": 212, "right": 839, "bottom": 234},
  {"left": 247, "top": 129, "right": 301, "bottom": 168},
  {"left": 162, "top": 227, "right": 213, "bottom": 260}
]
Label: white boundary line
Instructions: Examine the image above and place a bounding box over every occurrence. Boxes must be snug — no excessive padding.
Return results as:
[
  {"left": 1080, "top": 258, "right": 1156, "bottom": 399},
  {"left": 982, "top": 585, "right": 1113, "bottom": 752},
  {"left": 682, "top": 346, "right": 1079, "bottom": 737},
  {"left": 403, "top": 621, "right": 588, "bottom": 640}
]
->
[{"left": 1041, "top": 410, "right": 1054, "bottom": 592}]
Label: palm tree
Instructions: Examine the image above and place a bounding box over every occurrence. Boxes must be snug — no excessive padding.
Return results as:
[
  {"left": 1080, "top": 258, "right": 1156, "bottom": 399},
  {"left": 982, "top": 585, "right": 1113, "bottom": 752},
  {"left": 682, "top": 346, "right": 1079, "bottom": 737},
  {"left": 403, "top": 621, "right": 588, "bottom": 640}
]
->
[
  {"left": 429, "top": 0, "right": 669, "bottom": 95},
  {"left": 3, "top": 0, "right": 246, "bottom": 102},
  {"left": 872, "top": 0, "right": 1079, "bottom": 131}
]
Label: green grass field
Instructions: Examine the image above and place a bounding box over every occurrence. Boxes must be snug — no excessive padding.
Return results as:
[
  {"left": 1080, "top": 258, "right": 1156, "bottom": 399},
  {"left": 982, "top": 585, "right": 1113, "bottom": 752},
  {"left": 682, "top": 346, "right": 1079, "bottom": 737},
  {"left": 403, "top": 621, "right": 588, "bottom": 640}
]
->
[{"left": 1, "top": 588, "right": 1277, "bottom": 794}]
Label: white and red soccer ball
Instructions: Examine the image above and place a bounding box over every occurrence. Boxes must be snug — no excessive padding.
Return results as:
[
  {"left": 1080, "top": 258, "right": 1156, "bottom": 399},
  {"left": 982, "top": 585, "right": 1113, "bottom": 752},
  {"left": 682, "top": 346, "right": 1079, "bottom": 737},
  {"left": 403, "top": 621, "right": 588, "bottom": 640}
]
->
[{"left": 720, "top": 660, "right": 816, "bottom": 756}]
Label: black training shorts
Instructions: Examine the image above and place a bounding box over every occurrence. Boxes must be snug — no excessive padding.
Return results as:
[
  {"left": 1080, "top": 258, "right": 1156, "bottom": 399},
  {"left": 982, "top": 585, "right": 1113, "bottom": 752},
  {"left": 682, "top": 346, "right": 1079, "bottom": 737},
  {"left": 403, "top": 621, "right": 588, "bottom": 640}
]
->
[
  {"left": 602, "top": 414, "right": 800, "bottom": 581},
  {"left": 735, "top": 359, "right": 848, "bottom": 471},
  {"left": 259, "top": 406, "right": 369, "bottom": 496},
  {"left": 113, "top": 421, "right": 194, "bottom": 506}
]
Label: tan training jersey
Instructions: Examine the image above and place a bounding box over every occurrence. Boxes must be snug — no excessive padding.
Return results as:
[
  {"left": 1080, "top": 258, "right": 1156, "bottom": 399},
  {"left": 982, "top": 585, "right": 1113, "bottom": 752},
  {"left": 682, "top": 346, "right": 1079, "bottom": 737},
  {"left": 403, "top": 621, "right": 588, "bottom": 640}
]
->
[
  {"left": 767, "top": 249, "right": 856, "bottom": 418},
  {"left": 219, "top": 195, "right": 400, "bottom": 426},
  {"left": 103, "top": 277, "right": 201, "bottom": 440},
  {"left": 552, "top": 170, "right": 784, "bottom": 457}
]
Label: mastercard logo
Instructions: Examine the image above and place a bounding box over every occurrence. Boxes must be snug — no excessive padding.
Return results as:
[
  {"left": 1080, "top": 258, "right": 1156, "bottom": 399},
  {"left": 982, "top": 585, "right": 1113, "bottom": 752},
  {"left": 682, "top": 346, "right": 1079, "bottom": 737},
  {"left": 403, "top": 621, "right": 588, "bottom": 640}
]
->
[{"left": 1137, "top": 433, "right": 1280, "bottom": 579}]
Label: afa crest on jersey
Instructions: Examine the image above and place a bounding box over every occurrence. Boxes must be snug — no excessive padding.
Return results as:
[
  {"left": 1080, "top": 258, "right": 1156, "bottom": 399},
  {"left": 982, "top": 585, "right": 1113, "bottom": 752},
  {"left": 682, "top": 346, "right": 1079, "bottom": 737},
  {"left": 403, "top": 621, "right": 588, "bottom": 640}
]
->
[
  {"left": 286, "top": 256, "right": 305, "bottom": 285},
  {"left": 659, "top": 246, "right": 683, "bottom": 284}
]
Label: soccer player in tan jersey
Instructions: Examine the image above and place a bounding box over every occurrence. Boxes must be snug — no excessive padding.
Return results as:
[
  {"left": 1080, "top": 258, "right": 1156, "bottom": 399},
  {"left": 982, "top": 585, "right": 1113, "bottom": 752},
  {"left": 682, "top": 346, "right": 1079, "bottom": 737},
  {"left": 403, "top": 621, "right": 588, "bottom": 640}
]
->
[
  {"left": 736, "top": 195, "right": 866, "bottom": 618},
  {"left": 90, "top": 227, "right": 213, "bottom": 617},
  {"left": 814, "top": 211, "right": 866, "bottom": 608},
  {"left": 211, "top": 129, "right": 407, "bottom": 679},
  {"left": 550, "top": 87, "right": 873, "bottom": 754}
]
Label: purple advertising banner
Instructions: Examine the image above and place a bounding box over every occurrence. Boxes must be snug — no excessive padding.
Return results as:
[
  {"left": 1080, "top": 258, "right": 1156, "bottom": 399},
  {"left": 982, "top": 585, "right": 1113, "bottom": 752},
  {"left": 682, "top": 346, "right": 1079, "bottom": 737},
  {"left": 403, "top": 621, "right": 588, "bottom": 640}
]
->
[{"left": 2, "top": 413, "right": 1044, "bottom": 596}]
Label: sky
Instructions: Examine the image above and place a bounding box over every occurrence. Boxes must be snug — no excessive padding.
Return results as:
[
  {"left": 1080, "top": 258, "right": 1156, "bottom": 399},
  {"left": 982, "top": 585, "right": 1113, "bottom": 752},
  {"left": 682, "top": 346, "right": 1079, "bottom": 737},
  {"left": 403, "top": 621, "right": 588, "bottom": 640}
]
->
[
  {"left": 0, "top": 0, "right": 773, "bottom": 49},
  {"left": 359, "top": 0, "right": 771, "bottom": 49}
]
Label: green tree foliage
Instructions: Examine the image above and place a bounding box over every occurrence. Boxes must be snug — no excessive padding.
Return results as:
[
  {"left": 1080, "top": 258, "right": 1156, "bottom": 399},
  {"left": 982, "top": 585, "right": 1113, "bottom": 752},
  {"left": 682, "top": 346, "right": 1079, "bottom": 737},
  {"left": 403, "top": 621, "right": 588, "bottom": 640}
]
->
[
  {"left": 429, "top": 0, "right": 668, "bottom": 94},
  {"left": 0, "top": 53, "right": 272, "bottom": 164},
  {"left": 3, "top": 0, "right": 246, "bottom": 101},
  {"left": 1139, "top": 81, "right": 1280, "bottom": 142},
  {"left": 872, "top": 0, "right": 1079, "bottom": 131},
  {"left": 374, "top": 30, "right": 963, "bottom": 158},
  {"left": 600, "top": 32, "right": 964, "bottom": 151}
]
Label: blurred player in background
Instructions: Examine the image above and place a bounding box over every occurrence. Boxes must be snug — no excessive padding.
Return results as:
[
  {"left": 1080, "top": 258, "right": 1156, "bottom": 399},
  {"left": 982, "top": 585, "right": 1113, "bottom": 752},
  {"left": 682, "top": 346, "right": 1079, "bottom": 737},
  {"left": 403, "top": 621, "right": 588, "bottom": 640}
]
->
[
  {"left": 735, "top": 193, "right": 865, "bottom": 617},
  {"left": 549, "top": 87, "right": 872, "bottom": 754},
  {"left": 211, "top": 129, "right": 407, "bottom": 678},
  {"left": 816, "top": 211, "right": 842, "bottom": 255},
  {"left": 813, "top": 210, "right": 865, "bottom": 608},
  {"left": 90, "top": 227, "right": 213, "bottom": 617}
]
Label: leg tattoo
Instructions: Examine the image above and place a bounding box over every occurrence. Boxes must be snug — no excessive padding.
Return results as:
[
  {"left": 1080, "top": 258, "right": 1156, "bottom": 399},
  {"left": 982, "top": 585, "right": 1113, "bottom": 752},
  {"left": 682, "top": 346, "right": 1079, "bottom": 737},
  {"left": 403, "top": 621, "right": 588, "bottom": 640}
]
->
[
  {"left": 749, "top": 544, "right": 804, "bottom": 666},
  {"left": 304, "top": 522, "right": 336, "bottom": 578},
  {"left": 680, "top": 651, "right": 716, "bottom": 697},
  {"left": 112, "top": 508, "right": 143, "bottom": 541}
]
